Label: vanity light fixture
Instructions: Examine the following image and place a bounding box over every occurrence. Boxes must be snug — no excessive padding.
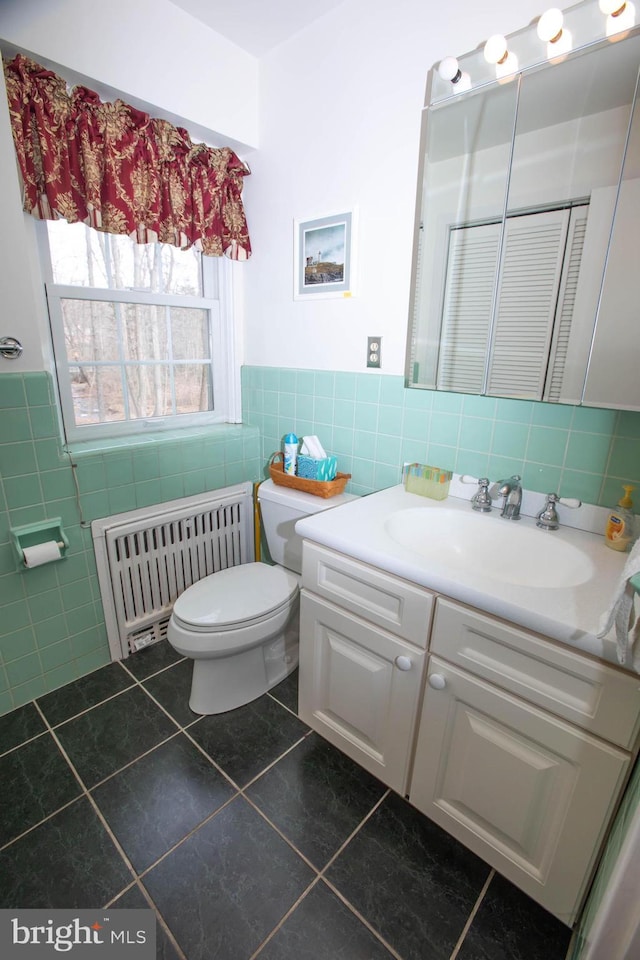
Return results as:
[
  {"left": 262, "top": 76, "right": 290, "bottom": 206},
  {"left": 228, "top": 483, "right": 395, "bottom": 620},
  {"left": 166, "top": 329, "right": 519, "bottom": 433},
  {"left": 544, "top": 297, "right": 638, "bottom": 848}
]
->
[
  {"left": 433, "top": 0, "right": 638, "bottom": 103},
  {"left": 599, "top": 0, "right": 637, "bottom": 37},
  {"left": 437, "top": 56, "right": 472, "bottom": 91},
  {"left": 537, "top": 8, "right": 573, "bottom": 56},
  {"left": 483, "top": 33, "right": 518, "bottom": 78}
]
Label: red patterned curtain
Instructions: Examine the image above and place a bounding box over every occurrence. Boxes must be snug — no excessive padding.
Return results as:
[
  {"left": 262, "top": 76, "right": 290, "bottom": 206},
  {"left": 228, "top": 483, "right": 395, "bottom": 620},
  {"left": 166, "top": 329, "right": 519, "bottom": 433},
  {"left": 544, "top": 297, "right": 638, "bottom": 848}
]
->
[{"left": 3, "top": 54, "right": 252, "bottom": 259}]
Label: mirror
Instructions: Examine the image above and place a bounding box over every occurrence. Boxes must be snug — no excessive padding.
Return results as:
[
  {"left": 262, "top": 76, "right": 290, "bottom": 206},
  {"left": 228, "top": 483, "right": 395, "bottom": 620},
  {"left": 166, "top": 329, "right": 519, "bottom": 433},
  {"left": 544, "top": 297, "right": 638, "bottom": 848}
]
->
[{"left": 407, "top": 20, "right": 640, "bottom": 410}]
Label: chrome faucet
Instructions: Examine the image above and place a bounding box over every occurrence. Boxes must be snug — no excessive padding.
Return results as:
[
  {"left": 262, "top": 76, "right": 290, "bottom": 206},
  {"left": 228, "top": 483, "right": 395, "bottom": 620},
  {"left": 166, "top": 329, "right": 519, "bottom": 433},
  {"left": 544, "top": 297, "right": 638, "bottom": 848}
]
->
[{"left": 490, "top": 475, "right": 522, "bottom": 520}]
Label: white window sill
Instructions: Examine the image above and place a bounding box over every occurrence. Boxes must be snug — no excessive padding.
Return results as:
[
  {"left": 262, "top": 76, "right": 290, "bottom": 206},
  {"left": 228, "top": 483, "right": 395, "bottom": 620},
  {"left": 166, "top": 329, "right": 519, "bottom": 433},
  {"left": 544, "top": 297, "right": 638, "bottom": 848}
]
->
[{"left": 65, "top": 422, "right": 255, "bottom": 458}]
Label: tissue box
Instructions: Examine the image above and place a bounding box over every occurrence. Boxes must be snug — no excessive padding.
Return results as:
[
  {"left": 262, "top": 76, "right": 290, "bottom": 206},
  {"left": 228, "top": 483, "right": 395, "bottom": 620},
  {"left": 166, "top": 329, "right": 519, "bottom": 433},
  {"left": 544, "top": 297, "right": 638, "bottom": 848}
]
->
[{"left": 296, "top": 455, "right": 338, "bottom": 481}]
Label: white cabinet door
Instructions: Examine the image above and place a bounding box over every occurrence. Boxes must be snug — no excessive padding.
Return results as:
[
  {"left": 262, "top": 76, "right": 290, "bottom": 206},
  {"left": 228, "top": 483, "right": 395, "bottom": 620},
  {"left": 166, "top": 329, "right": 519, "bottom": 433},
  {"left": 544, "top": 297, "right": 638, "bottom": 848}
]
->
[
  {"left": 410, "top": 657, "right": 630, "bottom": 924},
  {"left": 299, "top": 590, "right": 426, "bottom": 795}
]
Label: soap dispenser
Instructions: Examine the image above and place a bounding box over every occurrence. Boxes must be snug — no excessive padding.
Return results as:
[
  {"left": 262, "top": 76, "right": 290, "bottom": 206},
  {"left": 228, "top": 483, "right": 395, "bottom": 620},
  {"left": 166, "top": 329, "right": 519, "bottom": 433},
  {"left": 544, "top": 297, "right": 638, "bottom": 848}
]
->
[{"left": 604, "top": 485, "right": 636, "bottom": 552}]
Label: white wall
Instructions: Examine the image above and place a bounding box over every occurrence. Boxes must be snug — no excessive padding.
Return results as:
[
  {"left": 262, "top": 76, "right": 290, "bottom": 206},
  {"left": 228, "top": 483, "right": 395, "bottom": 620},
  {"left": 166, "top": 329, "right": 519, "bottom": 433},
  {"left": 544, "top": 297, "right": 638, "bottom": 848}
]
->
[
  {"left": 0, "top": 0, "right": 259, "bottom": 149},
  {"left": 0, "top": 0, "right": 548, "bottom": 375},
  {"left": 242, "top": 0, "right": 544, "bottom": 375}
]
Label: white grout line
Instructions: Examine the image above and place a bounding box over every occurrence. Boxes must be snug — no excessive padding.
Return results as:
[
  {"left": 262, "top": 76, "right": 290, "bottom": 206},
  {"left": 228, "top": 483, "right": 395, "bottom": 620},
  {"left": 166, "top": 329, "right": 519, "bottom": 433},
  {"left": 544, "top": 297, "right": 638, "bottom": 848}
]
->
[
  {"left": 248, "top": 877, "right": 321, "bottom": 960},
  {"left": 246, "top": 787, "right": 401, "bottom": 960},
  {"left": 319, "top": 787, "right": 390, "bottom": 875},
  {"left": 448, "top": 868, "right": 494, "bottom": 960},
  {"left": 103, "top": 880, "right": 188, "bottom": 960},
  {"left": 320, "top": 876, "right": 406, "bottom": 960},
  {"left": 0, "top": 727, "right": 49, "bottom": 760},
  {"left": 119, "top": 652, "right": 187, "bottom": 684}
]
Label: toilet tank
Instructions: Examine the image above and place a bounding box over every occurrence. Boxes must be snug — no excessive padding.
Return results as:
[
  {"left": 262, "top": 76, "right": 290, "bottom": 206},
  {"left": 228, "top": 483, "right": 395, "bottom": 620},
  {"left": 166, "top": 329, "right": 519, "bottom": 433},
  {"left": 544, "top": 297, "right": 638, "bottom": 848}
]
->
[{"left": 257, "top": 479, "right": 357, "bottom": 574}]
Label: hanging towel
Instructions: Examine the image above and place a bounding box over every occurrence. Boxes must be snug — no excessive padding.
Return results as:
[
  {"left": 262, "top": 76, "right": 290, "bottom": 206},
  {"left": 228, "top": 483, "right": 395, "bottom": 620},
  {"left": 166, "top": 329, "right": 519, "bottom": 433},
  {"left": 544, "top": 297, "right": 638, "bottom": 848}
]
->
[{"left": 597, "top": 537, "right": 640, "bottom": 670}]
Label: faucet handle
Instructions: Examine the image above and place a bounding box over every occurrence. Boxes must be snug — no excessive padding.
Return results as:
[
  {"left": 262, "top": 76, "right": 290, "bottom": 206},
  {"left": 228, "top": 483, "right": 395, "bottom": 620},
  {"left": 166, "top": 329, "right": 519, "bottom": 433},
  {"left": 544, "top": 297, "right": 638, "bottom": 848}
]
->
[
  {"left": 536, "top": 493, "right": 560, "bottom": 530},
  {"left": 536, "top": 493, "right": 582, "bottom": 530},
  {"left": 558, "top": 496, "right": 581, "bottom": 509},
  {"left": 470, "top": 477, "right": 492, "bottom": 512}
]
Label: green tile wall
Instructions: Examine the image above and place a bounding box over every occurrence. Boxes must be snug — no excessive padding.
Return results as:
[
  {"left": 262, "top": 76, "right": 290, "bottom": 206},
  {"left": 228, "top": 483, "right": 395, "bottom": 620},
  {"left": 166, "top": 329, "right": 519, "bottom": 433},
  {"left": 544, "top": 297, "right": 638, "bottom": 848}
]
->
[
  {"left": 242, "top": 365, "right": 640, "bottom": 504},
  {"left": 0, "top": 372, "right": 261, "bottom": 717},
  {"left": 2, "top": 364, "right": 639, "bottom": 718}
]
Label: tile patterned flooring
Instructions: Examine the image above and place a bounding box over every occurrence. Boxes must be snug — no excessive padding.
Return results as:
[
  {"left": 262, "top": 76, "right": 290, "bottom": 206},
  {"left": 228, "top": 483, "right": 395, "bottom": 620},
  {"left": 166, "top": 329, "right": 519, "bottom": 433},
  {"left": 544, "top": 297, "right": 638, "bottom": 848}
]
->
[{"left": 0, "top": 642, "right": 573, "bottom": 960}]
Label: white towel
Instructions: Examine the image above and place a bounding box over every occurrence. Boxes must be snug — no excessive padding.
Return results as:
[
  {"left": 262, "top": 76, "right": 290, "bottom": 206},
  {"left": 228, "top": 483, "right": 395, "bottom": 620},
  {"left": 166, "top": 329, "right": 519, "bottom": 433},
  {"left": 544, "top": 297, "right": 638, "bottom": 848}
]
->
[{"left": 597, "top": 537, "right": 640, "bottom": 670}]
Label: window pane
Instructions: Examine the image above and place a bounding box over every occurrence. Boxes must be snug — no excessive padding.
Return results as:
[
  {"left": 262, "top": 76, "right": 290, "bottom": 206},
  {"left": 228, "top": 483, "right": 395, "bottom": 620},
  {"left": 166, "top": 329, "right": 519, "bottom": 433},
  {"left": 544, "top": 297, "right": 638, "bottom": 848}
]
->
[
  {"left": 171, "top": 307, "right": 210, "bottom": 359},
  {"left": 61, "top": 299, "right": 119, "bottom": 362},
  {"left": 69, "top": 365, "right": 125, "bottom": 425},
  {"left": 124, "top": 365, "right": 174, "bottom": 419},
  {"left": 174, "top": 365, "right": 213, "bottom": 414},
  {"left": 47, "top": 221, "right": 203, "bottom": 294},
  {"left": 121, "top": 304, "right": 169, "bottom": 362}
]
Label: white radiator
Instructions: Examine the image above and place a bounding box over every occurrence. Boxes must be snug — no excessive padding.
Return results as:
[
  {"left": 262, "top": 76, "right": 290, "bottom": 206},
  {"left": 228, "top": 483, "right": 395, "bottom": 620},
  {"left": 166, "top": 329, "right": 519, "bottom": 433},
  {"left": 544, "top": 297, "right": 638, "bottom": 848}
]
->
[{"left": 92, "top": 482, "right": 255, "bottom": 661}]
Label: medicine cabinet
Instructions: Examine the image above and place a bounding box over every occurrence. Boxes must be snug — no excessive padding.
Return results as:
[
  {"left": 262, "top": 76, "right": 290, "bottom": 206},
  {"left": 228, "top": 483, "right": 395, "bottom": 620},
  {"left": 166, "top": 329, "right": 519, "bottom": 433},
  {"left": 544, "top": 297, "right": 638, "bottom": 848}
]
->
[{"left": 406, "top": 7, "right": 640, "bottom": 411}]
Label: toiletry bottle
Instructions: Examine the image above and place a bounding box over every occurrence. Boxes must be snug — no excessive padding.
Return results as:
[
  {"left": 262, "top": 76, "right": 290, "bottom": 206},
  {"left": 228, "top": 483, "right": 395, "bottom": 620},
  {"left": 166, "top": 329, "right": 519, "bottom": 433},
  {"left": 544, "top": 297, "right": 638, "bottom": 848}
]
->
[
  {"left": 604, "top": 485, "right": 636, "bottom": 552},
  {"left": 283, "top": 433, "right": 298, "bottom": 476}
]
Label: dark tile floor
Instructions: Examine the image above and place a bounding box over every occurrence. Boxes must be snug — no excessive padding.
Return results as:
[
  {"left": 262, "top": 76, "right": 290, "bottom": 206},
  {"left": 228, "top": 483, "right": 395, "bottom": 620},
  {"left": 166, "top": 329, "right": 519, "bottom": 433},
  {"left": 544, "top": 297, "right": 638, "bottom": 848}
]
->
[{"left": 0, "top": 642, "right": 573, "bottom": 960}]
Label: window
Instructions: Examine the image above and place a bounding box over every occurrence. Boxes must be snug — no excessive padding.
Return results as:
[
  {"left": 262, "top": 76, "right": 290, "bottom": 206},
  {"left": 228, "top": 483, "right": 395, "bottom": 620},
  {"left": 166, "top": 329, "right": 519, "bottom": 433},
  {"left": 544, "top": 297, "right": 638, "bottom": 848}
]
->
[{"left": 40, "top": 220, "right": 236, "bottom": 441}]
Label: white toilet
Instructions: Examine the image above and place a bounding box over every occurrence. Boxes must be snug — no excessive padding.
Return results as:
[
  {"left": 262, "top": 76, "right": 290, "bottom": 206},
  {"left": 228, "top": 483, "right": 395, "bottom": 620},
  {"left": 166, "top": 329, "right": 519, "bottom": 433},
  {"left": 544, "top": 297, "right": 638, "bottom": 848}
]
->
[{"left": 167, "top": 478, "right": 355, "bottom": 715}]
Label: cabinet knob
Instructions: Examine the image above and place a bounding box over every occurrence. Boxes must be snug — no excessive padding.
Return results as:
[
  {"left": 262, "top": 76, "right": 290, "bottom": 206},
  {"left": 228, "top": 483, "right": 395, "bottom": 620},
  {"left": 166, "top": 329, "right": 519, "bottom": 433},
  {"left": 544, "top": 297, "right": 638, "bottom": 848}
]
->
[
  {"left": 395, "top": 655, "right": 413, "bottom": 671},
  {"left": 428, "top": 673, "right": 447, "bottom": 689}
]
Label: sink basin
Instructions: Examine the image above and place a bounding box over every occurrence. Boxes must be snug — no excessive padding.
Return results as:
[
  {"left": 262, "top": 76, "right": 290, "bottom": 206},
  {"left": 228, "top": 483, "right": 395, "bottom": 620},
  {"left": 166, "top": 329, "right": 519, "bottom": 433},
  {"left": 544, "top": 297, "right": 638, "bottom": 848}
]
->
[{"left": 384, "top": 508, "right": 595, "bottom": 589}]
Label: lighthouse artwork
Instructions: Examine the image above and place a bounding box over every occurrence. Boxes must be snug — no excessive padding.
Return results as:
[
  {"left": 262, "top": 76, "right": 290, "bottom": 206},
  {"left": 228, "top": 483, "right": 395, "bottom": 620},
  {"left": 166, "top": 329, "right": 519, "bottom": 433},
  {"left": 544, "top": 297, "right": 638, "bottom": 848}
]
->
[{"left": 294, "top": 210, "right": 355, "bottom": 299}]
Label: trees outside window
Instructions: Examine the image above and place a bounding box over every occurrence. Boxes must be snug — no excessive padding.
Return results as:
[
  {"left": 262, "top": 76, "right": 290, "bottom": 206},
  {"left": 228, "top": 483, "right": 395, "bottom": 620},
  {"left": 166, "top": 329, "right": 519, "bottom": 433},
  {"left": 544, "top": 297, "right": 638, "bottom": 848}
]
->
[{"left": 41, "top": 220, "right": 233, "bottom": 440}]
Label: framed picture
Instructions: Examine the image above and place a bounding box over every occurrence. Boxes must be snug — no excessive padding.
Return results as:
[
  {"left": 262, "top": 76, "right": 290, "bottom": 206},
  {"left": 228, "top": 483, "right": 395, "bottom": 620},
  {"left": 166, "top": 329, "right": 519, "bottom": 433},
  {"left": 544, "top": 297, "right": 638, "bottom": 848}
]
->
[{"left": 294, "top": 210, "right": 356, "bottom": 299}]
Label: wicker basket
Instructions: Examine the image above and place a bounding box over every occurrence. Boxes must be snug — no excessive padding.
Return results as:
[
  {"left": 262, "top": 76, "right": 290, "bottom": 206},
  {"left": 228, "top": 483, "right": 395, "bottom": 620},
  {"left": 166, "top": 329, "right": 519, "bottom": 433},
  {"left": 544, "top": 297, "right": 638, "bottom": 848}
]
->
[{"left": 268, "top": 452, "right": 351, "bottom": 498}]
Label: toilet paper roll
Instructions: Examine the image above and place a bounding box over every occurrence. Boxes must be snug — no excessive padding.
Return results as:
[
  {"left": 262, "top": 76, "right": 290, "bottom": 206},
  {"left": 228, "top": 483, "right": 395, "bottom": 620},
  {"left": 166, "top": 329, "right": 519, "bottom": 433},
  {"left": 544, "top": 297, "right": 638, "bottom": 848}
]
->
[{"left": 22, "top": 541, "right": 62, "bottom": 567}]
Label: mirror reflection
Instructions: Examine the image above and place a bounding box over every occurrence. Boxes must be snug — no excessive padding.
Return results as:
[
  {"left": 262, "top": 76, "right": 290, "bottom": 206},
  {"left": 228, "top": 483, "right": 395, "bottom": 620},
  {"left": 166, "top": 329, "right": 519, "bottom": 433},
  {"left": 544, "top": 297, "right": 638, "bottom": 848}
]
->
[{"left": 407, "top": 27, "right": 640, "bottom": 410}]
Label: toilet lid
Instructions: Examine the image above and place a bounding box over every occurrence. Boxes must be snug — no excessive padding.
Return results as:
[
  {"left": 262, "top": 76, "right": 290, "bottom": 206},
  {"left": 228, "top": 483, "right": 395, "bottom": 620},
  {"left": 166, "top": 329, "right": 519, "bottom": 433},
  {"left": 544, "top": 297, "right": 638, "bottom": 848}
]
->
[{"left": 172, "top": 562, "right": 298, "bottom": 630}]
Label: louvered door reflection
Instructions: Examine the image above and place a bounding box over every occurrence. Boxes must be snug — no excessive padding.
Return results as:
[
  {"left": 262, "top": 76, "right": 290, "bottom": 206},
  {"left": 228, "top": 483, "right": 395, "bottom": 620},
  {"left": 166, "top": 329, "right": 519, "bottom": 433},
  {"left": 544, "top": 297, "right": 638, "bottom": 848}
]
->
[{"left": 437, "top": 204, "right": 588, "bottom": 400}]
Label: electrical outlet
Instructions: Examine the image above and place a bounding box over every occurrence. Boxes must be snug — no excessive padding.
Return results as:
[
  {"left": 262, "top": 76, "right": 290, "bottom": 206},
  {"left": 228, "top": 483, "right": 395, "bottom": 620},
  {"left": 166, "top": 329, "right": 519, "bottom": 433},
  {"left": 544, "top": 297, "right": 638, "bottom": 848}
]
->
[{"left": 367, "top": 336, "right": 382, "bottom": 368}]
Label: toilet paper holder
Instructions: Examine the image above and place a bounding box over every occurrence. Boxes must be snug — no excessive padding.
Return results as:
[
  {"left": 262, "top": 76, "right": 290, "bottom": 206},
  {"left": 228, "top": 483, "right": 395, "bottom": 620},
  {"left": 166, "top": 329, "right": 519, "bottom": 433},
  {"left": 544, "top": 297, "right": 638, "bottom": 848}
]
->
[{"left": 11, "top": 519, "right": 69, "bottom": 570}]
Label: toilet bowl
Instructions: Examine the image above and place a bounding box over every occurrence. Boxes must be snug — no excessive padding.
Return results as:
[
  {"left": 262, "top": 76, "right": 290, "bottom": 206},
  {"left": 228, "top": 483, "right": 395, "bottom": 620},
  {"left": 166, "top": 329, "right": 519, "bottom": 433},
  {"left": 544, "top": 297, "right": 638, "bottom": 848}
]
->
[{"left": 167, "top": 478, "right": 356, "bottom": 715}]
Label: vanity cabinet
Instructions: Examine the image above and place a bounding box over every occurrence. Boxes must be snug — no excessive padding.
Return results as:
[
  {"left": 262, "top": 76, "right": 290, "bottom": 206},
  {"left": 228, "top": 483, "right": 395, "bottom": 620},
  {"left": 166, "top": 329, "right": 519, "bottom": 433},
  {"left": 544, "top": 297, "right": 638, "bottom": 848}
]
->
[
  {"left": 298, "top": 542, "right": 433, "bottom": 794},
  {"left": 410, "top": 602, "right": 637, "bottom": 923},
  {"left": 299, "top": 545, "right": 640, "bottom": 925}
]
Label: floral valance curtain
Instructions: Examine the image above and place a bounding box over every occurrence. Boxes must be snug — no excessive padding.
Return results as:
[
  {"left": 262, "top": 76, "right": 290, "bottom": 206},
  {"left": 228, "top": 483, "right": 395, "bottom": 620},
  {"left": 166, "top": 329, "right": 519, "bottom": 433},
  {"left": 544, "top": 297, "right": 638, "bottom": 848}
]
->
[{"left": 3, "top": 54, "right": 252, "bottom": 259}]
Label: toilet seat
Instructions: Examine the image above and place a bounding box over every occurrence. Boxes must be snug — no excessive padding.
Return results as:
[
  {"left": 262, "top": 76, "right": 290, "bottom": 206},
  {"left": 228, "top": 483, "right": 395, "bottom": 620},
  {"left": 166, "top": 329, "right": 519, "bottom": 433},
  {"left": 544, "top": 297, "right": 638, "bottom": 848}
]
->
[{"left": 171, "top": 562, "right": 299, "bottom": 634}]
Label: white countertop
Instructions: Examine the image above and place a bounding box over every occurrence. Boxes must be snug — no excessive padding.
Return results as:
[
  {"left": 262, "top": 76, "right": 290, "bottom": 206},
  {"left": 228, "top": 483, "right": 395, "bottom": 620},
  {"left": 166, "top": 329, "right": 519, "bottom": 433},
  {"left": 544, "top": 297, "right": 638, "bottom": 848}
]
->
[{"left": 296, "top": 483, "right": 632, "bottom": 670}]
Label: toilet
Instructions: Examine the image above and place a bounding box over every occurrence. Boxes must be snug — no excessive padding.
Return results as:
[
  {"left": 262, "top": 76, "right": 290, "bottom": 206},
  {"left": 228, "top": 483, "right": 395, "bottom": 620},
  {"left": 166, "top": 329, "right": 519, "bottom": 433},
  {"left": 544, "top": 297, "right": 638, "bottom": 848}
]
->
[{"left": 167, "top": 478, "right": 356, "bottom": 715}]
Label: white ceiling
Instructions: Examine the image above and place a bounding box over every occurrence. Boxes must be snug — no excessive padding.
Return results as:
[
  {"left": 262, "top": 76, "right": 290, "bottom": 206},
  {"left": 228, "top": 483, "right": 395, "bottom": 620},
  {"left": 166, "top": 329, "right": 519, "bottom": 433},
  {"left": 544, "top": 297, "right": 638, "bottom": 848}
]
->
[{"left": 169, "top": 0, "right": 348, "bottom": 57}]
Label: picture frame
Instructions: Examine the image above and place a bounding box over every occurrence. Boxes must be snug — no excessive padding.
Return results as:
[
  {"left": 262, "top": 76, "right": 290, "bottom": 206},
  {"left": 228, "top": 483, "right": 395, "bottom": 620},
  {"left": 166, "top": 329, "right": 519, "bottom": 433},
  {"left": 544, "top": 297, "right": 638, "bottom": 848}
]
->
[{"left": 293, "top": 210, "right": 356, "bottom": 300}]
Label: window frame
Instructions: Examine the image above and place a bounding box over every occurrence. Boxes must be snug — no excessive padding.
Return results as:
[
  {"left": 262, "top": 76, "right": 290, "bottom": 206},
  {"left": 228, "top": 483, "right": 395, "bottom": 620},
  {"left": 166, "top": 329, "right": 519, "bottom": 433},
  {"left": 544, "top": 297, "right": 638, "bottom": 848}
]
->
[{"left": 37, "top": 222, "right": 239, "bottom": 443}]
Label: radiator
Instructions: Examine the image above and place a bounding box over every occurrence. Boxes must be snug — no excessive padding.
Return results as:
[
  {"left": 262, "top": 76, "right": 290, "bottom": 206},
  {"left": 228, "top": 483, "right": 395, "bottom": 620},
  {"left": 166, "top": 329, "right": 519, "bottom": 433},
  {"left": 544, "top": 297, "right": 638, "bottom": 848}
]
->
[{"left": 92, "top": 482, "right": 255, "bottom": 661}]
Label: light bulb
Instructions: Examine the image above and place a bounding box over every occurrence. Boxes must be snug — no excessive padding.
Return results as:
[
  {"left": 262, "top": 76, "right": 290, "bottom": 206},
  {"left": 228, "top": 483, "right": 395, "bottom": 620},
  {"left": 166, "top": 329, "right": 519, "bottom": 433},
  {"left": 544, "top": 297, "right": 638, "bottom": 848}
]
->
[
  {"left": 438, "top": 57, "right": 462, "bottom": 83},
  {"left": 599, "top": 0, "right": 626, "bottom": 14},
  {"left": 601, "top": 0, "right": 636, "bottom": 35},
  {"left": 484, "top": 34, "right": 508, "bottom": 65},
  {"left": 537, "top": 8, "right": 564, "bottom": 42},
  {"left": 495, "top": 50, "right": 519, "bottom": 80}
]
